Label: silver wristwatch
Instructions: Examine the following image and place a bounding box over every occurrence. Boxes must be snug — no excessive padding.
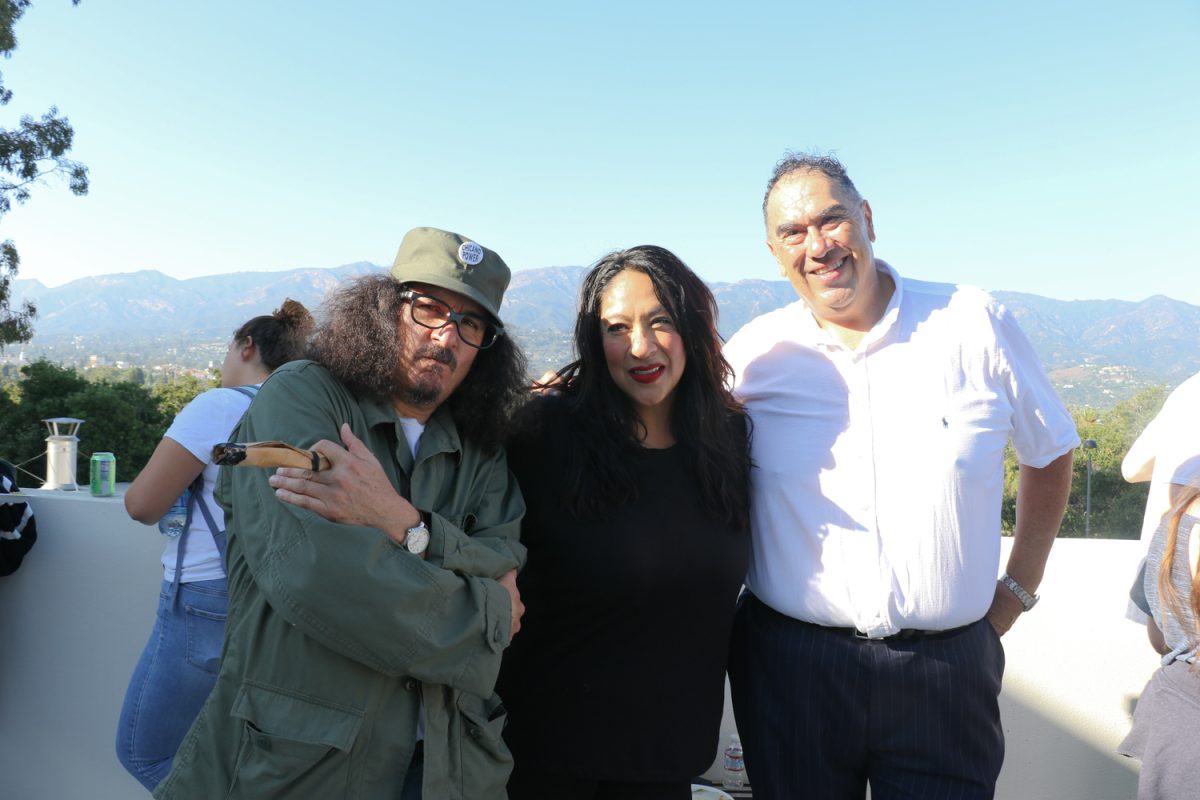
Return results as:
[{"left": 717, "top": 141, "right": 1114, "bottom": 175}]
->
[
  {"left": 1000, "top": 572, "right": 1039, "bottom": 611},
  {"left": 402, "top": 519, "right": 430, "bottom": 555}
]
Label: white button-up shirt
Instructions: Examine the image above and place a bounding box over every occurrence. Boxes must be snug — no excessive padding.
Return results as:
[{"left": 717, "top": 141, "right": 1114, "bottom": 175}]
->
[{"left": 726, "top": 263, "right": 1079, "bottom": 636}]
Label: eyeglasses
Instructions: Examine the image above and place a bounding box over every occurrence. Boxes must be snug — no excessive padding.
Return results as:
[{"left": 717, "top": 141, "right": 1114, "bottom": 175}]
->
[{"left": 400, "top": 290, "right": 503, "bottom": 350}]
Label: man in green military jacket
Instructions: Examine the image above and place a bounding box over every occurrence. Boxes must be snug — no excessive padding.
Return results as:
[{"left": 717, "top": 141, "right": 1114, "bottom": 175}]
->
[{"left": 154, "top": 228, "right": 529, "bottom": 800}]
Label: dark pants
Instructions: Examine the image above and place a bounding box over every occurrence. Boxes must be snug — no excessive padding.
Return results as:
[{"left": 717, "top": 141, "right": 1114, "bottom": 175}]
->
[
  {"left": 729, "top": 592, "right": 1005, "bottom": 800},
  {"left": 507, "top": 767, "right": 690, "bottom": 800}
]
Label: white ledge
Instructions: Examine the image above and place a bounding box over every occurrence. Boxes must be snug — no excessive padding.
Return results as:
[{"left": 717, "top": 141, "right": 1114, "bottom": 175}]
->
[{"left": 0, "top": 493, "right": 1152, "bottom": 798}]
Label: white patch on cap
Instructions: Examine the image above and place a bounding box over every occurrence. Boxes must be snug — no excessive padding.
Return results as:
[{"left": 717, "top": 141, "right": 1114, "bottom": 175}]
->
[{"left": 458, "top": 242, "right": 484, "bottom": 266}]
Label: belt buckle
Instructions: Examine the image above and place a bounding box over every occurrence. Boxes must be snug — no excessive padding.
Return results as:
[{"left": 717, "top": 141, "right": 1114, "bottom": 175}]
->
[{"left": 854, "top": 627, "right": 918, "bottom": 641}]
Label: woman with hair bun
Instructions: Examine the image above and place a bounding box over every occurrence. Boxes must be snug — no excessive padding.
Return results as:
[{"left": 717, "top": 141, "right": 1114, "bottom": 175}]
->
[{"left": 116, "top": 299, "right": 313, "bottom": 792}]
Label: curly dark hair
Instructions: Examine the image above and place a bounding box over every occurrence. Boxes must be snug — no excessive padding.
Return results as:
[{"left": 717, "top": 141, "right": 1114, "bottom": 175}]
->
[
  {"left": 307, "top": 274, "right": 527, "bottom": 453},
  {"left": 762, "top": 150, "right": 863, "bottom": 222},
  {"left": 233, "top": 298, "right": 314, "bottom": 370},
  {"left": 545, "top": 245, "right": 751, "bottom": 531}
]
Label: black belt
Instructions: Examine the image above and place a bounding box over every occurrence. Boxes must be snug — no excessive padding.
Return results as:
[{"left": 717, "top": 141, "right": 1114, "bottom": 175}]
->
[
  {"left": 804, "top": 618, "right": 972, "bottom": 642},
  {"left": 747, "top": 592, "right": 972, "bottom": 642}
]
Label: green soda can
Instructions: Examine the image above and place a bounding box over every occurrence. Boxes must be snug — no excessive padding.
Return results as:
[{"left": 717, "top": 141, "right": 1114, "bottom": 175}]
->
[{"left": 90, "top": 452, "right": 116, "bottom": 497}]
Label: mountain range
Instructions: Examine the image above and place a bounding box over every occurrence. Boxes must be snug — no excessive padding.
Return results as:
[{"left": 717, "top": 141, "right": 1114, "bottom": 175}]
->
[{"left": 9, "top": 265, "right": 1199, "bottom": 407}]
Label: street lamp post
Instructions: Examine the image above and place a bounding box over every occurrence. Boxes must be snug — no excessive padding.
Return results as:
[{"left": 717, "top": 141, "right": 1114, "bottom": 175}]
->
[{"left": 1083, "top": 439, "right": 1097, "bottom": 538}]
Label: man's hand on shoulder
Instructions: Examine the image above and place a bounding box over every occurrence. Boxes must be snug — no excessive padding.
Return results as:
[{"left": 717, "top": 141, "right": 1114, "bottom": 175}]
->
[{"left": 269, "top": 423, "right": 421, "bottom": 548}]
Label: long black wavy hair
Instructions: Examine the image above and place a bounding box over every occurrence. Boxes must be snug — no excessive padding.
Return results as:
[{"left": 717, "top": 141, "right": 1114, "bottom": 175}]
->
[
  {"left": 308, "top": 274, "right": 527, "bottom": 454},
  {"left": 547, "top": 245, "right": 751, "bottom": 531}
]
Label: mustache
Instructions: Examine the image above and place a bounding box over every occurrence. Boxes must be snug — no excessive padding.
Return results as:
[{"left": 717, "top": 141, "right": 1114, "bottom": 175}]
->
[{"left": 414, "top": 344, "right": 457, "bottom": 371}]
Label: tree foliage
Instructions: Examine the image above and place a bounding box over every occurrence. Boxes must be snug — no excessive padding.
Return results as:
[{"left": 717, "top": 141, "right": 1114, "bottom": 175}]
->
[
  {"left": 1001, "top": 386, "right": 1168, "bottom": 538},
  {"left": 71, "top": 379, "right": 165, "bottom": 481},
  {"left": 0, "top": 0, "right": 88, "bottom": 349},
  {"left": 0, "top": 359, "right": 202, "bottom": 485},
  {"left": 151, "top": 373, "right": 215, "bottom": 420}
]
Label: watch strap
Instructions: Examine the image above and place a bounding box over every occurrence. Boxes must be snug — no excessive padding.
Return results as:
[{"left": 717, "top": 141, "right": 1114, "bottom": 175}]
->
[{"left": 1000, "top": 572, "right": 1039, "bottom": 611}]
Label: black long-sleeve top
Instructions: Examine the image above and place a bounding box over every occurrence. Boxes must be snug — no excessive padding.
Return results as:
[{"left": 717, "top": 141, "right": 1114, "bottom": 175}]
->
[{"left": 497, "top": 397, "right": 749, "bottom": 782}]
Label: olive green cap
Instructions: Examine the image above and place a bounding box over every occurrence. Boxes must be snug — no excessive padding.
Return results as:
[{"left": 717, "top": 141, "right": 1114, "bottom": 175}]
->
[{"left": 390, "top": 227, "right": 510, "bottom": 324}]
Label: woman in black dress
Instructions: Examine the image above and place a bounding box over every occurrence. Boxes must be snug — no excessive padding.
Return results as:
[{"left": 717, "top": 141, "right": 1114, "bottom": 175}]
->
[{"left": 499, "top": 245, "right": 751, "bottom": 800}]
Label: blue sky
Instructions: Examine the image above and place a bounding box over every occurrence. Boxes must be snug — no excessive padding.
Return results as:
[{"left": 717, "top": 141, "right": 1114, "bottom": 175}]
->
[{"left": 2, "top": 1, "right": 1197, "bottom": 304}]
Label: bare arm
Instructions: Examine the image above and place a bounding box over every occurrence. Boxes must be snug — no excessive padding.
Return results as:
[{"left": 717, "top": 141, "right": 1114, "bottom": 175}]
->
[
  {"left": 987, "top": 450, "right": 1074, "bottom": 635},
  {"left": 1122, "top": 417, "right": 1158, "bottom": 483},
  {"left": 1147, "top": 616, "right": 1169, "bottom": 655},
  {"left": 123, "top": 438, "right": 205, "bottom": 524}
]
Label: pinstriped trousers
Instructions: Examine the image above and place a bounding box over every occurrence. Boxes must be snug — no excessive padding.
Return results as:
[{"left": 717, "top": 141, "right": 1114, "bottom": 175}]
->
[{"left": 728, "top": 592, "right": 1005, "bottom": 800}]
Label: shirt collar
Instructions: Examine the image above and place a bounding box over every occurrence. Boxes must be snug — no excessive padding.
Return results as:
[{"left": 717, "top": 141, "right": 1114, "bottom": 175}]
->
[
  {"left": 358, "top": 393, "right": 463, "bottom": 463},
  {"left": 792, "top": 259, "right": 905, "bottom": 353}
]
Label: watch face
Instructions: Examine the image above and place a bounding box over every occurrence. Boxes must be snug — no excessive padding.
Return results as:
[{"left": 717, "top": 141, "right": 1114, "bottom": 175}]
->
[{"left": 405, "top": 524, "right": 430, "bottom": 554}]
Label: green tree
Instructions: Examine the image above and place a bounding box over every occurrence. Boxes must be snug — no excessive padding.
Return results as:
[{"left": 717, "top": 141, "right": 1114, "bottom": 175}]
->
[
  {"left": 0, "top": 359, "right": 167, "bottom": 484},
  {"left": 1001, "top": 386, "right": 1168, "bottom": 538},
  {"left": 85, "top": 364, "right": 148, "bottom": 385},
  {"left": 151, "top": 373, "right": 213, "bottom": 421},
  {"left": 0, "top": 0, "right": 88, "bottom": 348},
  {"left": 70, "top": 379, "right": 165, "bottom": 481},
  {"left": 0, "top": 358, "right": 87, "bottom": 466}
]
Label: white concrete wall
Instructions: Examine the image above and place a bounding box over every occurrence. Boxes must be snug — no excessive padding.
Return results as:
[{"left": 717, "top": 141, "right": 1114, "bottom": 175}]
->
[
  {"left": 1, "top": 492, "right": 1157, "bottom": 799},
  {"left": 0, "top": 488, "right": 164, "bottom": 800}
]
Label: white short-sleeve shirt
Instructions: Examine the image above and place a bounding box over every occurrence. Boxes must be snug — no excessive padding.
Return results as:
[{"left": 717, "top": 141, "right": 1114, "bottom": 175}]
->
[
  {"left": 160, "top": 386, "right": 257, "bottom": 582},
  {"left": 725, "top": 262, "right": 1079, "bottom": 636},
  {"left": 1124, "top": 371, "right": 1200, "bottom": 543}
]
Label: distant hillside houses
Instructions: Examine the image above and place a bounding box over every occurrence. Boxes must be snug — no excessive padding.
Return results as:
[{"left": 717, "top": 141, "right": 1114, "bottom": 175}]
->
[{"left": 8, "top": 265, "right": 1200, "bottom": 410}]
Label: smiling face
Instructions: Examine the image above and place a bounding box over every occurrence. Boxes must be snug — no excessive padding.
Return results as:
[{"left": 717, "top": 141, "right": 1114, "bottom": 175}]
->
[
  {"left": 598, "top": 269, "right": 687, "bottom": 427},
  {"left": 765, "top": 169, "right": 889, "bottom": 333},
  {"left": 392, "top": 282, "right": 480, "bottom": 419}
]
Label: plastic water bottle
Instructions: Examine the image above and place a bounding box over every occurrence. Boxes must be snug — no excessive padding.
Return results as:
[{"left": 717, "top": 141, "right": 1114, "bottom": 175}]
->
[
  {"left": 721, "top": 732, "right": 745, "bottom": 790},
  {"left": 157, "top": 490, "right": 190, "bottom": 538}
]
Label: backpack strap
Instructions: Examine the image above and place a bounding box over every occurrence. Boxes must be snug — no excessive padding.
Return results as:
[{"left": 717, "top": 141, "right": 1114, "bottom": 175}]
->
[
  {"left": 230, "top": 384, "right": 260, "bottom": 400},
  {"left": 168, "top": 385, "right": 260, "bottom": 604},
  {"left": 168, "top": 472, "right": 207, "bottom": 607}
]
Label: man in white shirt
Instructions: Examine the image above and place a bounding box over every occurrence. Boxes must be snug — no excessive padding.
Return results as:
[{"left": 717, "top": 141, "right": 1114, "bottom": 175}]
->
[{"left": 724, "top": 153, "right": 1077, "bottom": 799}]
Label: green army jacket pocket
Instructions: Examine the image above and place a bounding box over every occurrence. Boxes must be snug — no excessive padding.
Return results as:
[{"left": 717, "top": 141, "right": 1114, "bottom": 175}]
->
[{"left": 227, "top": 683, "right": 364, "bottom": 800}]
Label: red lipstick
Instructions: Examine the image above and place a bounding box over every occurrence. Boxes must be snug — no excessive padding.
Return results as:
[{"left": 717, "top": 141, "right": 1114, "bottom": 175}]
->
[{"left": 629, "top": 365, "right": 665, "bottom": 384}]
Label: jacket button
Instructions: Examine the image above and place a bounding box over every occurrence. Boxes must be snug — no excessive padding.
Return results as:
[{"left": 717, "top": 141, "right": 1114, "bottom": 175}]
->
[
  {"left": 405, "top": 679, "right": 418, "bottom": 691},
  {"left": 469, "top": 727, "right": 482, "bottom": 739},
  {"left": 257, "top": 736, "right": 272, "bottom": 751}
]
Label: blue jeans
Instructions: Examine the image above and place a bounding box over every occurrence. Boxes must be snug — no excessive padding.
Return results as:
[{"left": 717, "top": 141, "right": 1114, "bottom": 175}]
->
[{"left": 116, "top": 578, "right": 228, "bottom": 792}]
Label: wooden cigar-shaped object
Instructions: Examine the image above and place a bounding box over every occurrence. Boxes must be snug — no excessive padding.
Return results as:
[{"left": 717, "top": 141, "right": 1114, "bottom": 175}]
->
[{"left": 212, "top": 441, "right": 331, "bottom": 472}]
